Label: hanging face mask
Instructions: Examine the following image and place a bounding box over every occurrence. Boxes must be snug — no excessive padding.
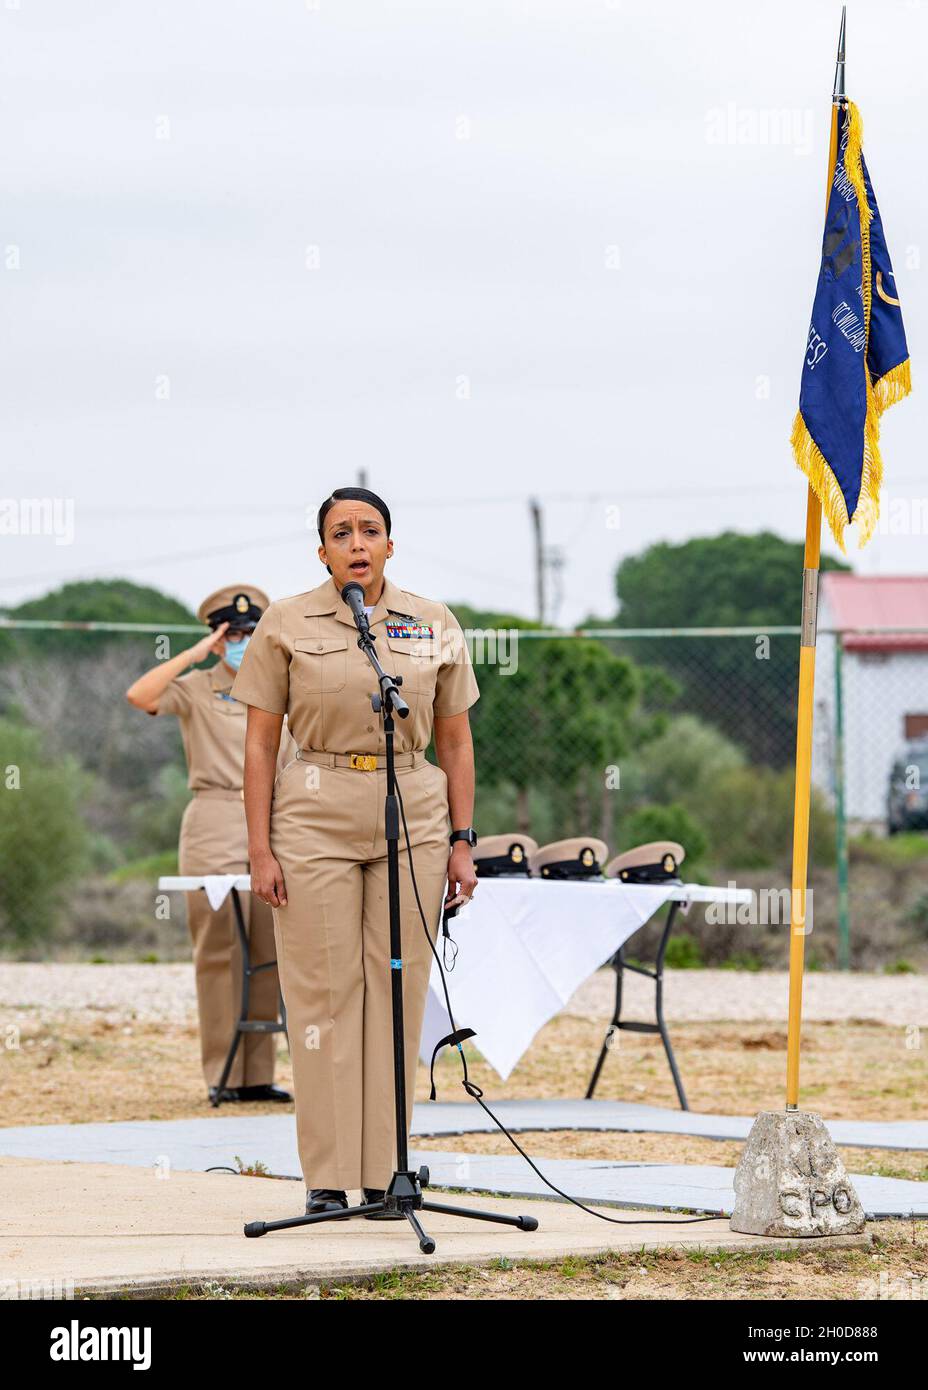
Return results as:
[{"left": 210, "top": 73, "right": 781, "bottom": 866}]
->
[{"left": 223, "top": 634, "right": 250, "bottom": 671}]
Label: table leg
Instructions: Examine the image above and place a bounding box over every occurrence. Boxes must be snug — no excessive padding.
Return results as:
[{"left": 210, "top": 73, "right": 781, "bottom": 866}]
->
[
  {"left": 585, "top": 949, "right": 623, "bottom": 1099},
  {"left": 655, "top": 902, "right": 688, "bottom": 1110},
  {"left": 584, "top": 899, "right": 689, "bottom": 1110},
  {"left": 212, "top": 888, "right": 250, "bottom": 1104}
]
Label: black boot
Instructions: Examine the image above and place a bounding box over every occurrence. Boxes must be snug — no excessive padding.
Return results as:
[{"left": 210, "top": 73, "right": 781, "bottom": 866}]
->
[
  {"left": 305, "top": 1189, "right": 349, "bottom": 1217},
  {"left": 235, "top": 1084, "right": 293, "bottom": 1103}
]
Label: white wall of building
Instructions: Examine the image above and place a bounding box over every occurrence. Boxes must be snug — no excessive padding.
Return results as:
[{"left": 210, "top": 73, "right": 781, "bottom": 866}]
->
[{"left": 813, "top": 594, "right": 928, "bottom": 824}]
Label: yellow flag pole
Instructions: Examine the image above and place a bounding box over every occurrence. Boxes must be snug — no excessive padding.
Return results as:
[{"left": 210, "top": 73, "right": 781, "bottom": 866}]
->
[{"left": 785, "top": 9, "right": 845, "bottom": 1112}]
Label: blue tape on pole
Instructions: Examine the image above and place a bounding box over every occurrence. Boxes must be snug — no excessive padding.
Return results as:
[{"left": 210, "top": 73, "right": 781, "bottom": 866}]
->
[{"left": 390, "top": 958, "right": 402, "bottom": 970}]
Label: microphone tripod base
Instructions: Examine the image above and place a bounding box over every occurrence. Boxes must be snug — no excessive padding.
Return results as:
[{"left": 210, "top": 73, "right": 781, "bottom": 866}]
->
[{"left": 243, "top": 1165, "right": 539, "bottom": 1254}]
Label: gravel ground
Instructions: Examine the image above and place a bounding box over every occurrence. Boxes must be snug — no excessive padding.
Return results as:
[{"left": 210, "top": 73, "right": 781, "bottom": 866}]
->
[
  {"left": 566, "top": 968, "right": 928, "bottom": 1027},
  {"left": 0, "top": 962, "right": 925, "bottom": 1027},
  {"left": 0, "top": 963, "right": 197, "bottom": 1024}
]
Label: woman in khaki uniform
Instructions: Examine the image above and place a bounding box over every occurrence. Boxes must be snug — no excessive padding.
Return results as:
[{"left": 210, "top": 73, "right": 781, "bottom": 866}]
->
[
  {"left": 126, "top": 585, "right": 294, "bottom": 1104},
  {"left": 230, "top": 489, "right": 479, "bottom": 1216}
]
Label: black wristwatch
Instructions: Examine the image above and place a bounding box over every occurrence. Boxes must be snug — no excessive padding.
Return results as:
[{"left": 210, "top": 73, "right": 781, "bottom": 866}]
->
[{"left": 449, "top": 827, "right": 477, "bottom": 849}]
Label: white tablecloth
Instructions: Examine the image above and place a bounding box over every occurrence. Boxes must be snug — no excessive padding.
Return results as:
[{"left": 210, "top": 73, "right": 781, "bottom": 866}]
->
[
  {"left": 159, "top": 875, "right": 250, "bottom": 910},
  {"left": 159, "top": 874, "right": 751, "bottom": 1082},
  {"left": 420, "top": 879, "right": 752, "bottom": 1080}
]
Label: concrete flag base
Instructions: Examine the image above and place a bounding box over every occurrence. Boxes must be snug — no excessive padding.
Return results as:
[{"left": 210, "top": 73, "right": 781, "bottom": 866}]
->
[{"left": 729, "top": 1110, "right": 866, "bottom": 1237}]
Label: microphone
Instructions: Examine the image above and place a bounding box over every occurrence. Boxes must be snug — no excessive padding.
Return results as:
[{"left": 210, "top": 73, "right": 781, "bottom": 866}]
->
[
  {"left": 342, "top": 579, "right": 409, "bottom": 718},
  {"left": 340, "top": 581, "right": 371, "bottom": 634}
]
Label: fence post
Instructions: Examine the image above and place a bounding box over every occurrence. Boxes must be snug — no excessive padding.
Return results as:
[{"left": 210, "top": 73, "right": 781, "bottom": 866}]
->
[{"left": 833, "top": 631, "right": 851, "bottom": 969}]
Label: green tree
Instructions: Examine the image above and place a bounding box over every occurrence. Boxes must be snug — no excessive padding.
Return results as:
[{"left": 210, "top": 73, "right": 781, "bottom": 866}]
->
[
  {"left": 450, "top": 604, "right": 643, "bottom": 842},
  {"left": 610, "top": 532, "right": 849, "bottom": 766},
  {"left": 0, "top": 580, "right": 207, "bottom": 856},
  {"left": 0, "top": 578, "right": 197, "bottom": 664}
]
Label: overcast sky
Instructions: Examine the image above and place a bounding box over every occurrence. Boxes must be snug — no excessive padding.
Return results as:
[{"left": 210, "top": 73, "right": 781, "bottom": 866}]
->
[{"left": 1, "top": 0, "right": 925, "bottom": 626}]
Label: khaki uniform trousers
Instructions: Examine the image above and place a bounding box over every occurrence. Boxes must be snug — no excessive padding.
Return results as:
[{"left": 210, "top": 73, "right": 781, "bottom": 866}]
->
[
  {"left": 179, "top": 791, "right": 281, "bottom": 1090},
  {"left": 270, "top": 751, "right": 450, "bottom": 1192}
]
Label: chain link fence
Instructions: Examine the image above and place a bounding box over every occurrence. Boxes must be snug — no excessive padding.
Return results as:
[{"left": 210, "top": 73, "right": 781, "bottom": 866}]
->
[{"left": 1, "top": 619, "right": 926, "bottom": 970}]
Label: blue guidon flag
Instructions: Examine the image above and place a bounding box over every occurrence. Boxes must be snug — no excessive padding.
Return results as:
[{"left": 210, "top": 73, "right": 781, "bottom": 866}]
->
[{"left": 792, "top": 101, "right": 911, "bottom": 550}]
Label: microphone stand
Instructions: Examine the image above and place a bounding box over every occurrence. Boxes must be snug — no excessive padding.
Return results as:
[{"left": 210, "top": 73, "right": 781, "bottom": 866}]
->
[{"left": 245, "top": 597, "right": 538, "bottom": 1253}]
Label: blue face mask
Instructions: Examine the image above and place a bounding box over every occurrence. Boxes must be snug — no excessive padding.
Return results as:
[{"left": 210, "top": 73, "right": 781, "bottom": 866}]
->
[{"left": 223, "top": 635, "right": 250, "bottom": 671}]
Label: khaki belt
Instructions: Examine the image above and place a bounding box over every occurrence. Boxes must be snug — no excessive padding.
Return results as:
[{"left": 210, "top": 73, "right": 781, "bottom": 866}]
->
[
  {"left": 192, "top": 787, "right": 244, "bottom": 800},
  {"left": 296, "top": 748, "right": 425, "bottom": 772}
]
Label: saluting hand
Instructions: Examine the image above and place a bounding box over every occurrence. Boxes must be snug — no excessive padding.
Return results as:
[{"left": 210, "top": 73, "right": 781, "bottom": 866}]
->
[
  {"left": 186, "top": 620, "right": 231, "bottom": 666},
  {"left": 250, "top": 848, "right": 288, "bottom": 909},
  {"left": 444, "top": 843, "right": 477, "bottom": 910}
]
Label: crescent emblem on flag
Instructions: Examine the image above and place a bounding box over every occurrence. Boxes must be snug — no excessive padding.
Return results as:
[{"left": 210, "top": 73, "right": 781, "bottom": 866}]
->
[{"left": 876, "top": 271, "right": 901, "bottom": 307}]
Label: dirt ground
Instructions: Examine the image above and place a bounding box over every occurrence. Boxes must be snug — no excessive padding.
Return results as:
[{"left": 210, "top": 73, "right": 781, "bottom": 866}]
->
[
  {"left": 152, "top": 1224, "right": 928, "bottom": 1300},
  {"left": 3, "top": 1002, "right": 926, "bottom": 1300},
  {"left": 3, "top": 1009, "right": 922, "bottom": 1130}
]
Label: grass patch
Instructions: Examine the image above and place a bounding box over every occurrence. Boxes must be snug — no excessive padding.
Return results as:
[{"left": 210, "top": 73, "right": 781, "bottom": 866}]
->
[
  {"left": 98, "top": 1224, "right": 926, "bottom": 1301},
  {"left": 108, "top": 850, "right": 178, "bottom": 883},
  {"left": 663, "top": 936, "right": 704, "bottom": 969},
  {"left": 851, "top": 832, "right": 928, "bottom": 867}
]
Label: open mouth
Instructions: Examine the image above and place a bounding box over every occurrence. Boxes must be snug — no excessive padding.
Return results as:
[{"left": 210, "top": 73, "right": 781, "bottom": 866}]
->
[{"left": 349, "top": 561, "right": 370, "bottom": 574}]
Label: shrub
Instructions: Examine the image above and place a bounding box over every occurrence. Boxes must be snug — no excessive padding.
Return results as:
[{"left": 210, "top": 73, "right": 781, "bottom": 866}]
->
[
  {"left": 884, "top": 959, "right": 917, "bottom": 975},
  {"left": 622, "top": 802, "right": 709, "bottom": 872},
  {"left": 624, "top": 714, "right": 746, "bottom": 812},
  {"left": 699, "top": 765, "right": 836, "bottom": 871},
  {"left": 0, "top": 719, "right": 91, "bottom": 946},
  {"left": 664, "top": 934, "right": 704, "bottom": 969}
]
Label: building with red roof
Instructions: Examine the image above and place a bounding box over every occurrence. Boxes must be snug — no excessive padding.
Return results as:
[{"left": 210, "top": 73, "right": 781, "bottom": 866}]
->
[{"left": 813, "top": 575, "right": 928, "bottom": 825}]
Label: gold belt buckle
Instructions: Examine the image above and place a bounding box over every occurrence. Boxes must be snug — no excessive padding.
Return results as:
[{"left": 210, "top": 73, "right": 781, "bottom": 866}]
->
[{"left": 349, "top": 753, "right": 378, "bottom": 771}]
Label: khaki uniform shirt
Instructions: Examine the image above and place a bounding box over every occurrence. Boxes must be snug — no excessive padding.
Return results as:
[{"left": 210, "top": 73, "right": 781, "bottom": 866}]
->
[
  {"left": 153, "top": 660, "right": 295, "bottom": 790},
  {"left": 229, "top": 576, "right": 479, "bottom": 753}
]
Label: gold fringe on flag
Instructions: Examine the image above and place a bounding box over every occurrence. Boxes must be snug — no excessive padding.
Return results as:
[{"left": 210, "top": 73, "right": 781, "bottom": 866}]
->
[
  {"left": 791, "top": 101, "right": 911, "bottom": 550},
  {"left": 790, "top": 409, "right": 850, "bottom": 552},
  {"left": 873, "top": 357, "right": 912, "bottom": 415}
]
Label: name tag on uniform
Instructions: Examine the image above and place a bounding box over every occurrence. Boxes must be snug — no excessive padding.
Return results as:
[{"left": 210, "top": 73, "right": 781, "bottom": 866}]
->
[{"left": 386, "top": 620, "right": 434, "bottom": 639}]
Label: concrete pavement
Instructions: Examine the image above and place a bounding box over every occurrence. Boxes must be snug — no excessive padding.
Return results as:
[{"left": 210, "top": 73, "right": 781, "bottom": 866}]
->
[{"left": 0, "top": 1155, "right": 870, "bottom": 1297}]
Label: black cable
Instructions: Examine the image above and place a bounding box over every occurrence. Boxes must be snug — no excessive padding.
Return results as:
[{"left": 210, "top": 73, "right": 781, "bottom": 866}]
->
[{"left": 394, "top": 774, "right": 723, "bottom": 1228}]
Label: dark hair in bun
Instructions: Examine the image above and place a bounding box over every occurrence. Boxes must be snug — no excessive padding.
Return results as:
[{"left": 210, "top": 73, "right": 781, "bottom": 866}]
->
[{"left": 317, "top": 488, "right": 391, "bottom": 543}]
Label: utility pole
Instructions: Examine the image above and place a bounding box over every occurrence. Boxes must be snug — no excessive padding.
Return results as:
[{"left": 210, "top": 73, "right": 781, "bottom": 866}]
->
[{"left": 530, "top": 497, "right": 545, "bottom": 625}]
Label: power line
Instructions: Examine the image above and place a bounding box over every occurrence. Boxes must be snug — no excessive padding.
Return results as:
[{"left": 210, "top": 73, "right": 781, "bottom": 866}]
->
[
  {"left": 41, "top": 474, "right": 928, "bottom": 519},
  {"left": 0, "top": 528, "right": 538, "bottom": 602},
  {"left": 0, "top": 529, "right": 313, "bottom": 589},
  {"left": 7, "top": 478, "right": 905, "bottom": 595}
]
